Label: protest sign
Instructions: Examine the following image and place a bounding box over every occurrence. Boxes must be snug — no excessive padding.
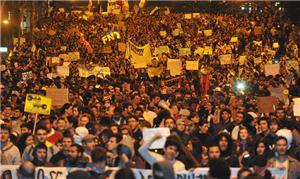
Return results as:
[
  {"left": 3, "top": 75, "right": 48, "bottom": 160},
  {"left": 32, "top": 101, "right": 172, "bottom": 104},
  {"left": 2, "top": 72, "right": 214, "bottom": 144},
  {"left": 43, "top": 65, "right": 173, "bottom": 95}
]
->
[
  {"left": 273, "top": 42, "right": 279, "bottom": 49},
  {"left": 159, "top": 31, "right": 167, "bottom": 38},
  {"left": 239, "top": 56, "right": 246, "bottom": 65},
  {"left": 92, "top": 66, "right": 111, "bottom": 78},
  {"left": 257, "top": 96, "right": 277, "bottom": 113},
  {"left": 204, "top": 29, "right": 212, "bottom": 37},
  {"left": 47, "top": 88, "right": 69, "bottom": 107},
  {"left": 264, "top": 64, "right": 280, "bottom": 76},
  {"left": 184, "top": 14, "right": 192, "bottom": 19},
  {"left": 293, "top": 98, "right": 300, "bottom": 116},
  {"left": 102, "top": 31, "right": 121, "bottom": 44},
  {"left": 142, "top": 128, "right": 170, "bottom": 149},
  {"left": 186, "top": 61, "right": 199, "bottom": 70},
  {"left": 78, "top": 68, "right": 90, "bottom": 77},
  {"left": 172, "top": 29, "right": 180, "bottom": 36},
  {"left": 59, "top": 54, "right": 70, "bottom": 61},
  {"left": 203, "top": 46, "right": 213, "bottom": 55},
  {"left": 147, "top": 66, "right": 164, "bottom": 78},
  {"left": 25, "top": 94, "right": 52, "bottom": 115},
  {"left": 61, "top": 46, "right": 67, "bottom": 51},
  {"left": 220, "top": 54, "right": 232, "bottom": 65},
  {"left": 68, "top": 52, "right": 80, "bottom": 61},
  {"left": 192, "top": 13, "right": 200, "bottom": 18},
  {"left": 286, "top": 60, "right": 299, "bottom": 71},
  {"left": 126, "top": 41, "right": 152, "bottom": 68},
  {"left": 167, "top": 59, "right": 182, "bottom": 76},
  {"left": 179, "top": 47, "right": 191, "bottom": 56},
  {"left": 35, "top": 167, "right": 68, "bottom": 179},
  {"left": 22, "top": 71, "right": 33, "bottom": 81},
  {"left": 254, "top": 57, "right": 262, "bottom": 64},
  {"left": 56, "top": 66, "right": 69, "bottom": 77},
  {"left": 118, "top": 42, "right": 126, "bottom": 52},
  {"left": 194, "top": 47, "right": 204, "bottom": 56},
  {"left": 153, "top": 46, "right": 170, "bottom": 57},
  {"left": 230, "top": 37, "right": 238, "bottom": 43},
  {"left": 102, "top": 46, "right": 113, "bottom": 53},
  {"left": 269, "top": 86, "right": 288, "bottom": 103}
]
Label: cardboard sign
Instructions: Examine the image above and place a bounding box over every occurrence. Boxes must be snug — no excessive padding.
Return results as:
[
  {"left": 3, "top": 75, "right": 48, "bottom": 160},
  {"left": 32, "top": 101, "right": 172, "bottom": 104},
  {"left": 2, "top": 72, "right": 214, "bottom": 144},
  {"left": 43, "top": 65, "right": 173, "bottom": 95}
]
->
[
  {"left": 293, "top": 98, "right": 300, "bottom": 116},
  {"left": 257, "top": 96, "right": 277, "bottom": 113},
  {"left": 92, "top": 66, "right": 111, "bottom": 78},
  {"left": 172, "top": 29, "right": 180, "bottom": 37},
  {"left": 179, "top": 48, "right": 191, "bottom": 56},
  {"left": 167, "top": 59, "right": 182, "bottom": 76},
  {"left": 230, "top": 37, "right": 238, "bottom": 43},
  {"left": 46, "top": 88, "right": 69, "bottom": 107},
  {"left": 78, "top": 68, "right": 90, "bottom": 77},
  {"left": 118, "top": 42, "right": 126, "bottom": 52},
  {"left": 56, "top": 66, "right": 69, "bottom": 77},
  {"left": 204, "top": 29, "right": 212, "bottom": 37},
  {"left": 192, "top": 13, "right": 200, "bottom": 18},
  {"left": 68, "top": 52, "right": 80, "bottom": 61},
  {"left": 142, "top": 128, "right": 170, "bottom": 149},
  {"left": 203, "top": 46, "right": 213, "bottom": 55},
  {"left": 194, "top": 47, "right": 204, "bottom": 56},
  {"left": 22, "top": 71, "right": 33, "bottom": 81},
  {"left": 186, "top": 61, "right": 199, "bottom": 70},
  {"left": 220, "top": 54, "right": 232, "bottom": 65},
  {"left": 153, "top": 46, "right": 170, "bottom": 57},
  {"left": 24, "top": 94, "right": 52, "bottom": 115},
  {"left": 254, "top": 57, "right": 262, "bottom": 64},
  {"left": 264, "top": 64, "right": 280, "bottom": 76},
  {"left": 269, "top": 86, "right": 288, "bottom": 103}
]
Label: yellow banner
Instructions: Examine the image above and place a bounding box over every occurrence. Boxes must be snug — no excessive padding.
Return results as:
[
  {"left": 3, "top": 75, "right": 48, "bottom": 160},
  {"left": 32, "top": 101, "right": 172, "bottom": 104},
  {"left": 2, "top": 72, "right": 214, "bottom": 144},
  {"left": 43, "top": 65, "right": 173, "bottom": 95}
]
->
[
  {"left": 24, "top": 94, "right": 52, "bottom": 115},
  {"left": 126, "top": 41, "right": 152, "bottom": 68}
]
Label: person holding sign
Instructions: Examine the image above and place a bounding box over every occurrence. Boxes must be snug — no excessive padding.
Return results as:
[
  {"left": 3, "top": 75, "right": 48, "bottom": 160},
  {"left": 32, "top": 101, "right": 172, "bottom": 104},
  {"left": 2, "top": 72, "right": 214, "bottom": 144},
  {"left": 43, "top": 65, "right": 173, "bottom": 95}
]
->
[{"left": 138, "top": 133, "right": 186, "bottom": 171}]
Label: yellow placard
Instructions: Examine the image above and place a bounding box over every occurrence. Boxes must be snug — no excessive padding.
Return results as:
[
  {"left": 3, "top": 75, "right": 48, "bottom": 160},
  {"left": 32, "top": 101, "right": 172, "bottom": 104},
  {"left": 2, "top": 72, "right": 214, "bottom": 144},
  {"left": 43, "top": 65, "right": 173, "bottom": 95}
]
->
[
  {"left": 24, "top": 94, "right": 52, "bottom": 115},
  {"left": 118, "top": 43, "right": 126, "bottom": 52},
  {"left": 203, "top": 46, "right": 213, "bottom": 55},
  {"left": 239, "top": 56, "right": 246, "bottom": 65},
  {"left": 184, "top": 14, "right": 192, "bottom": 19},
  {"left": 204, "top": 30, "right": 213, "bottom": 37},
  {"left": 186, "top": 61, "right": 199, "bottom": 70},
  {"left": 273, "top": 42, "right": 279, "bottom": 49},
  {"left": 230, "top": 37, "right": 238, "bottom": 43}
]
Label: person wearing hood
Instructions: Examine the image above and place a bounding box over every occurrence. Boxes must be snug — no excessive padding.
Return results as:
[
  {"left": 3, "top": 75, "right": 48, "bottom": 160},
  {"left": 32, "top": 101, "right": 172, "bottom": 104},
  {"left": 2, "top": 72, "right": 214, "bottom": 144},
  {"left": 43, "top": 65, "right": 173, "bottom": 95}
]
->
[
  {"left": 243, "top": 112, "right": 258, "bottom": 137},
  {"left": 216, "top": 132, "right": 240, "bottom": 167}
]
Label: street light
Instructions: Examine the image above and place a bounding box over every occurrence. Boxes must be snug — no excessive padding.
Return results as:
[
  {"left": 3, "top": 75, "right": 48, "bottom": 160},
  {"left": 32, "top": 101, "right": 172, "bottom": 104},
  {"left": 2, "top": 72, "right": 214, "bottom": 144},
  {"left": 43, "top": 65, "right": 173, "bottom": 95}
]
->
[{"left": 3, "top": 20, "right": 9, "bottom": 24}]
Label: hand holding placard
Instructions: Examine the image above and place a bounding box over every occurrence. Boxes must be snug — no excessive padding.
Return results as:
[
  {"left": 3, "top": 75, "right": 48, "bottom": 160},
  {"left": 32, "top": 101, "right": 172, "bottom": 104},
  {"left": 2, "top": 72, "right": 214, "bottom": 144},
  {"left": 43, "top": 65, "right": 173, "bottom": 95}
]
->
[{"left": 142, "top": 128, "right": 170, "bottom": 149}]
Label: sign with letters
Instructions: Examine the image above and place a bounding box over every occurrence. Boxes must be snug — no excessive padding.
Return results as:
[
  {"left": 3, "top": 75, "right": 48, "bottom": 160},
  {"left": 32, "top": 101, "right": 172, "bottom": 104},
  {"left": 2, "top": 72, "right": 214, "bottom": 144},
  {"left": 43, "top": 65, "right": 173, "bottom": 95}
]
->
[
  {"left": 102, "top": 31, "right": 121, "bottom": 45},
  {"left": 24, "top": 94, "right": 52, "bottom": 115}
]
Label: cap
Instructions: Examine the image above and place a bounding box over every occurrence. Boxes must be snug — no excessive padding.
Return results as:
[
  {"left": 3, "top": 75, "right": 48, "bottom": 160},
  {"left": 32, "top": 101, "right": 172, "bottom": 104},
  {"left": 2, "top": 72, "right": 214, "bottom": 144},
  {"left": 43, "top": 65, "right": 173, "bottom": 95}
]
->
[{"left": 75, "top": 127, "right": 89, "bottom": 138}]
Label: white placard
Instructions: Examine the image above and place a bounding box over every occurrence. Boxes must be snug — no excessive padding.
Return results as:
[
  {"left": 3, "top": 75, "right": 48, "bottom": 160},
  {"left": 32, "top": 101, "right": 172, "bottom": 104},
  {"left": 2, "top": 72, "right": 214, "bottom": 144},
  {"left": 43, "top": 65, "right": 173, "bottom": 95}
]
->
[
  {"left": 142, "top": 128, "right": 170, "bottom": 149},
  {"left": 293, "top": 98, "right": 300, "bottom": 116}
]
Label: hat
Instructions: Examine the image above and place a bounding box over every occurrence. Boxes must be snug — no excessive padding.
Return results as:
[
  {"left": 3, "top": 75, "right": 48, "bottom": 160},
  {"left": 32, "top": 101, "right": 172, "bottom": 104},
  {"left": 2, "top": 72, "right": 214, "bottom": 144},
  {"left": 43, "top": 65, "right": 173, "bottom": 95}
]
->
[
  {"left": 179, "top": 109, "right": 190, "bottom": 117},
  {"left": 247, "top": 111, "right": 258, "bottom": 119},
  {"left": 75, "top": 127, "right": 89, "bottom": 138},
  {"left": 82, "top": 134, "right": 95, "bottom": 143}
]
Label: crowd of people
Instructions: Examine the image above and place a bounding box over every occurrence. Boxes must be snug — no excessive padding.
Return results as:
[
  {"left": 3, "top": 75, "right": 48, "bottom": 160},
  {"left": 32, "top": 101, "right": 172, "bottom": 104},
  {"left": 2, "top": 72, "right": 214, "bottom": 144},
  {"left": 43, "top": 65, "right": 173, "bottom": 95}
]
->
[{"left": 1, "top": 2, "right": 300, "bottom": 179}]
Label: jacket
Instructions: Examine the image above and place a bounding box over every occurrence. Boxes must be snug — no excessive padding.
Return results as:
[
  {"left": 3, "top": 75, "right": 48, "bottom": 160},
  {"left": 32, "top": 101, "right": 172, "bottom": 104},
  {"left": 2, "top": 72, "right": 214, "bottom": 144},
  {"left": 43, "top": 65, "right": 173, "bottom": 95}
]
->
[{"left": 268, "top": 156, "right": 300, "bottom": 179}]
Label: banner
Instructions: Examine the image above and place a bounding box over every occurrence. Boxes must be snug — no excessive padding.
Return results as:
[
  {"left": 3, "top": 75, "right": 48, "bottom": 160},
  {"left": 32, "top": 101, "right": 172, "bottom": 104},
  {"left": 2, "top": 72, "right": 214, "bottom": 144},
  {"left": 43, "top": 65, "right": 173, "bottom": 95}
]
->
[
  {"left": 167, "top": 59, "right": 182, "bottom": 76},
  {"left": 22, "top": 71, "right": 33, "bottom": 81},
  {"left": 186, "top": 61, "right": 199, "bottom": 70},
  {"left": 1, "top": 166, "right": 286, "bottom": 179},
  {"left": 102, "top": 31, "right": 121, "bottom": 45},
  {"left": 92, "top": 66, "right": 111, "bottom": 78},
  {"left": 147, "top": 66, "right": 164, "bottom": 78},
  {"left": 126, "top": 41, "right": 152, "bottom": 68},
  {"left": 47, "top": 88, "right": 69, "bottom": 107},
  {"left": 24, "top": 94, "right": 52, "bottom": 115},
  {"left": 220, "top": 54, "right": 232, "bottom": 65}
]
